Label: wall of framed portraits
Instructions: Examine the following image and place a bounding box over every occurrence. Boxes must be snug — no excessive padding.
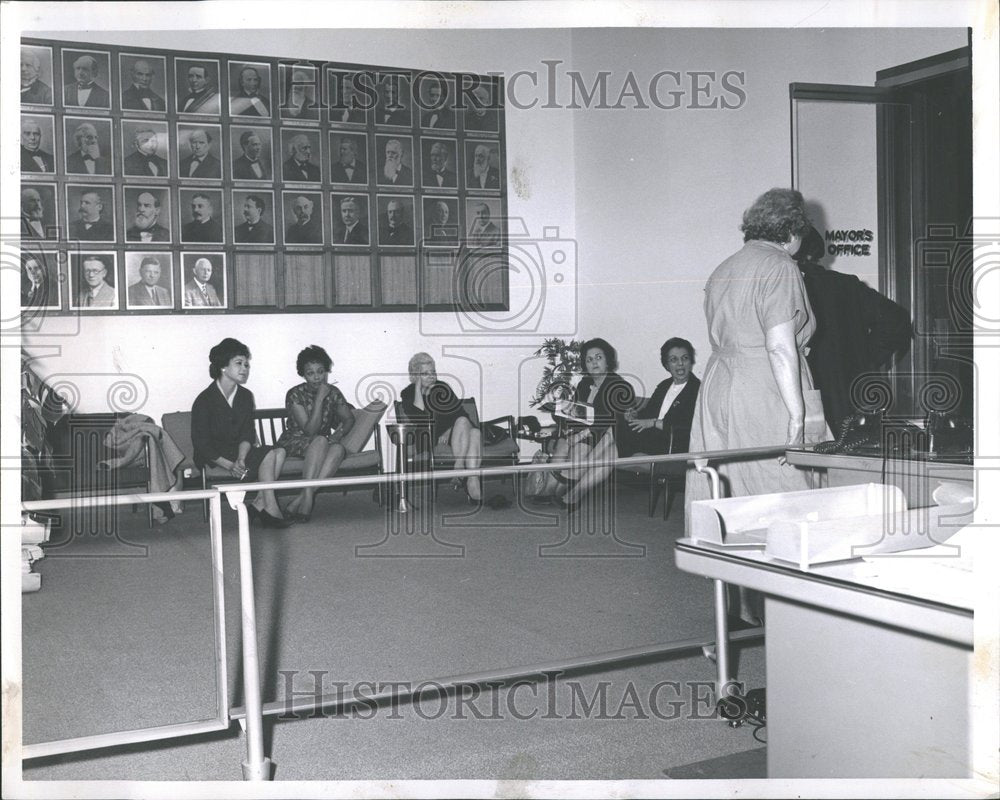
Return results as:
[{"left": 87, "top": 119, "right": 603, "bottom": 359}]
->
[{"left": 19, "top": 37, "right": 509, "bottom": 315}]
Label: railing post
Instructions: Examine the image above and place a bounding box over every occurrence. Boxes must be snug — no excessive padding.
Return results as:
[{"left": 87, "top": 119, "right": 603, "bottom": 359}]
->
[{"left": 227, "top": 491, "right": 273, "bottom": 781}]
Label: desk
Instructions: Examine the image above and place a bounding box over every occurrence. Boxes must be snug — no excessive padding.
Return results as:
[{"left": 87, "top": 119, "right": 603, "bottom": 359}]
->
[{"left": 675, "top": 538, "right": 972, "bottom": 779}]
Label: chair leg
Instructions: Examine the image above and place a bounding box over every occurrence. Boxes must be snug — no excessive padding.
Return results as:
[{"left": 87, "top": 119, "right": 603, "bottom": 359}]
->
[
  {"left": 201, "top": 473, "right": 209, "bottom": 522},
  {"left": 664, "top": 477, "right": 680, "bottom": 521},
  {"left": 648, "top": 471, "right": 659, "bottom": 517}
]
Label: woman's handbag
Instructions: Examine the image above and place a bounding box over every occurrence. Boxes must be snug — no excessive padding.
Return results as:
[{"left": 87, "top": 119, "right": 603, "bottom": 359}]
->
[{"left": 522, "top": 445, "right": 571, "bottom": 498}]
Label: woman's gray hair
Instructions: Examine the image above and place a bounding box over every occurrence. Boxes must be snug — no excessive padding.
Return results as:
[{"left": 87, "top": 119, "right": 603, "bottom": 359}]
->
[{"left": 408, "top": 351, "right": 435, "bottom": 381}]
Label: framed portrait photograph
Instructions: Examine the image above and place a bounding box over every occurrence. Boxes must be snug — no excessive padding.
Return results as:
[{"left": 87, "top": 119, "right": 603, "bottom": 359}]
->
[
  {"left": 121, "top": 120, "right": 170, "bottom": 178},
  {"left": 281, "top": 191, "right": 324, "bottom": 246},
  {"left": 460, "top": 75, "right": 500, "bottom": 135},
  {"left": 280, "top": 128, "right": 322, "bottom": 183},
  {"left": 376, "top": 194, "right": 415, "bottom": 247},
  {"left": 179, "top": 188, "right": 225, "bottom": 244},
  {"left": 329, "top": 131, "right": 368, "bottom": 185},
  {"left": 464, "top": 139, "right": 503, "bottom": 193},
  {"left": 20, "top": 249, "right": 61, "bottom": 311},
  {"left": 21, "top": 44, "right": 54, "bottom": 106},
  {"left": 327, "top": 69, "right": 372, "bottom": 126},
  {"left": 420, "top": 137, "right": 459, "bottom": 190},
  {"left": 175, "top": 57, "right": 223, "bottom": 115},
  {"left": 176, "top": 122, "right": 223, "bottom": 180},
  {"left": 124, "top": 251, "right": 174, "bottom": 309},
  {"left": 228, "top": 60, "right": 272, "bottom": 118},
  {"left": 279, "top": 63, "right": 320, "bottom": 123},
  {"left": 20, "top": 113, "right": 56, "bottom": 174},
  {"left": 65, "top": 183, "right": 116, "bottom": 243},
  {"left": 232, "top": 189, "right": 276, "bottom": 245},
  {"left": 61, "top": 48, "right": 112, "bottom": 110},
  {"left": 374, "top": 133, "right": 414, "bottom": 188},
  {"left": 19, "top": 183, "right": 58, "bottom": 241},
  {"left": 373, "top": 71, "right": 412, "bottom": 128},
  {"left": 422, "top": 196, "right": 460, "bottom": 247},
  {"left": 229, "top": 125, "right": 273, "bottom": 182},
  {"left": 330, "top": 193, "right": 370, "bottom": 247},
  {"left": 181, "top": 252, "right": 227, "bottom": 309},
  {"left": 123, "top": 186, "right": 172, "bottom": 244},
  {"left": 69, "top": 251, "right": 118, "bottom": 310},
  {"left": 465, "top": 197, "right": 503, "bottom": 248},
  {"left": 119, "top": 53, "right": 169, "bottom": 112},
  {"left": 417, "top": 74, "right": 456, "bottom": 131},
  {"left": 63, "top": 116, "right": 113, "bottom": 176}
]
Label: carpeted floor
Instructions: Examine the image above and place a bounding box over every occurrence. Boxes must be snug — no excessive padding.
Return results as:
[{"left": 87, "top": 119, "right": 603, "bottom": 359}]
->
[{"left": 21, "top": 479, "right": 766, "bottom": 780}]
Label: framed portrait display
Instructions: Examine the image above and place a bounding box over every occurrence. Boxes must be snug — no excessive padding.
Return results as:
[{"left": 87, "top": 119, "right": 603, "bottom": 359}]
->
[
  {"left": 175, "top": 57, "right": 223, "bottom": 115},
  {"left": 123, "top": 185, "right": 172, "bottom": 244},
  {"left": 228, "top": 60, "right": 272, "bottom": 118},
  {"left": 181, "top": 252, "right": 227, "bottom": 309},
  {"left": 124, "top": 251, "right": 174, "bottom": 309},
  {"left": 20, "top": 113, "right": 56, "bottom": 174},
  {"left": 21, "top": 35, "right": 508, "bottom": 315},
  {"left": 20, "top": 249, "right": 61, "bottom": 311},
  {"left": 19, "top": 182, "right": 58, "bottom": 241},
  {"left": 63, "top": 116, "right": 113, "bottom": 176},
  {"left": 69, "top": 251, "right": 118, "bottom": 310},
  {"left": 61, "top": 48, "right": 112, "bottom": 110},
  {"left": 121, "top": 120, "right": 170, "bottom": 178},
  {"left": 20, "top": 44, "right": 54, "bottom": 106},
  {"left": 65, "top": 183, "right": 116, "bottom": 243},
  {"left": 119, "top": 53, "right": 169, "bottom": 112}
]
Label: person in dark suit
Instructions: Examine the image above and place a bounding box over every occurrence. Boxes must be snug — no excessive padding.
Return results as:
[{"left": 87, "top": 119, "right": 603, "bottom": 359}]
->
[
  {"left": 794, "top": 225, "right": 913, "bottom": 433},
  {"left": 466, "top": 143, "right": 500, "bottom": 190},
  {"left": 285, "top": 195, "right": 322, "bottom": 244},
  {"left": 333, "top": 196, "right": 368, "bottom": 245},
  {"left": 379, "top": 199, "right": 413, "bottom": 246},
  {"left": 281, "top": 68, "right": 320, "bottom": 120},
  {"left": 425, "top": 200, "right": 456, "bottom": 244},
  {"left": 178, "top": 63, "right": 221, "bottom": 114},
  {"left": 420, "top": 81, "right": 456, "bottom": 129},
  {"left": 282, "top": 134, "right": 321, "bottom": 182},
  {"left": 121, "top": 59, "right": 166, "bottom": 111},
  {"left": 123, "top": 128, "right": 169, "bottom": 177},
  {"left": 21, "top": 254, "right": 50, "bottom": 308},
  {"left": 232, "top": 130, "right": 270, "bottom": 180},
  {"left": 330, "top": 138, "right": 366, "bottom": 184},
  {"left": 234, "top": 195, "right": 274, "bottom": 243},
  {"left": 230, "top": 65, "right": 270, "bottom": 117},
  {"left": 20, "top": 118, "right": 54, "bottom": 172},
  {"left": 21, "top": 188, "right": 49, "bottom": 239},
  {"left": 126, "top": 191, "right": 170, "bottom": 242},
  {"left": 182, "top": 192, "right": 223, "bottom": 243},
  {"left": 330, "top": 78, "right": 367, "bottom": 124},
  {"left": 179, "top": 128, "right": 222, "bottom": 178},
  {"left": 127, "top": 256, "right": 172, "bottom": 306},
  {"left": 468, "top": 202, "right": 501, "bottom": 247},
  {"left": 378, "top": 138, "right": 412, "bottom": 187},
  {"left": 66, "top": 122, "right": 111, "bottom": 175},
  {"left": 617, "top": 337, "right": 701, "bottom": 457},
  {"left": 63, "top": 55, "right": 110, "bottom": 108},
  {"left": 69, "top": 191, "right": 114, "bottom": 241},
  {"left": 423, "top": 141, "right": 457, "bottom": 188},
  {"left": 463, "top": 84, "right": 498, "bottom": 132},
  {"left": 375, "top": 77, "right": 410, "bottom": 126},
  {"left": 21, "top": 49, "right": 52, "bottom": 104}
]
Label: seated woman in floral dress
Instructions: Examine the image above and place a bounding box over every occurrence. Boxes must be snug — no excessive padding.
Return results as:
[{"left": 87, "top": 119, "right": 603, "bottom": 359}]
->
[{"left": 279, "top": 345, "right": 355, "bottom": 521}]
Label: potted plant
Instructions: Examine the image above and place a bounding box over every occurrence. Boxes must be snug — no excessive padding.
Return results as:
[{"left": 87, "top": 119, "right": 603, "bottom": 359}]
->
[{"left": 530, "top": 338, "right": 583, "bottom": 411}]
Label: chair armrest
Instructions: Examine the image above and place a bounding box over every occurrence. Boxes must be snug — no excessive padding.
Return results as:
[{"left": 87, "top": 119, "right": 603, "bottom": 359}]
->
[{"left": 483, "top": 414, "right": 518, "bottom": 440}]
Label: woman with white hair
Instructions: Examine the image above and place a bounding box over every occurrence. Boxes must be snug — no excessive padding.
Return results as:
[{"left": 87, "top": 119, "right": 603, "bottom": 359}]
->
[{"left": 400, "top": 352, "right": 482, "bottom": 501}]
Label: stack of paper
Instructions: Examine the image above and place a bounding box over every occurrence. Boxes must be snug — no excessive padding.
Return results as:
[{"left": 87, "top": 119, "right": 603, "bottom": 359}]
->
[{"left": 21, "top": 513, "right": 51, "bottom": 593}]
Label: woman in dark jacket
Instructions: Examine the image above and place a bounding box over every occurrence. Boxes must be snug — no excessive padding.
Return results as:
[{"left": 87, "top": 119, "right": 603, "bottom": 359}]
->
[
  {"left": 400, "top": 352, "right": 482, "bottom": 501},
  {"left": 191, "top": 337, "right": 290, "bottom": 528},
  {"left": 617, "top": 337, "right": 701, "bottom": 456},
  {"left": 551, "top": 337, "right": 634, "bottom": 510}
]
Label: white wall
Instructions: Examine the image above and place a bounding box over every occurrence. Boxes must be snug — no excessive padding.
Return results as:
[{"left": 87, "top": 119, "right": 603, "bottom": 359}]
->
[
  {"left": 24, "top": 27, "right": 966, "bottom": 423},
  {"left": 571, "top": 27, "right": 967, "bottom": 395}
]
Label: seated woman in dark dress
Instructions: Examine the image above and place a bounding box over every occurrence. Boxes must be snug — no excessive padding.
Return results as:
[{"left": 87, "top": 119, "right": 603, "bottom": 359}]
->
[
  {"left": 278, "top": 345, "right": 356, "bottom": 522},
  {"left": 617, "top": 337, "right": 701, "bottom": 457},
  {"left": 191, "top": 338, "right": 290, "bottom": 528},
  {"left": 400, "top": 352, "right": 482, "bottom": 501},
  {"left": 551, "top": 337, "right": 635, "bottom": 510}
]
